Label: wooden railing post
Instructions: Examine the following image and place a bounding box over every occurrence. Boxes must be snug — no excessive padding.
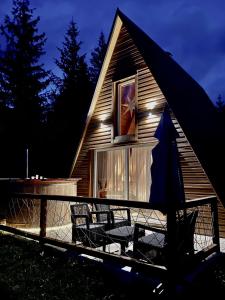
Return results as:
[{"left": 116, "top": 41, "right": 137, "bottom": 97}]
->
[
  {"left": 40, "top": 196, "right": 47, "bottom": 238},
  {"left": 211, "top": 197, "right": 220, "bottom": 252},
  {"left": 166, "top": 205, "right": 177, "bottom": 297}
]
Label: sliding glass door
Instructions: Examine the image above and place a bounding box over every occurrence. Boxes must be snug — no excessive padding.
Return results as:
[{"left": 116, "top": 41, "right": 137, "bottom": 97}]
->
[
  {"left": 96, "top": 148, "right": 126, "bottom": 199},
  {"left": 94, "top": 145, "right": 152, "bottom": 202},
  {"left": 129, "top": 147, "right": 151, "bottom": 201}
]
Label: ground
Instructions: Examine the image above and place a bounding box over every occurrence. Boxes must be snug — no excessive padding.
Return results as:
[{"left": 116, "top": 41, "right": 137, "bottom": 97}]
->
[
  {"left": 0, "top": 232, "right": 225, "bottom": 299},
  {"left": 0, "top": 233, "right": 154, "bottom": 300}
]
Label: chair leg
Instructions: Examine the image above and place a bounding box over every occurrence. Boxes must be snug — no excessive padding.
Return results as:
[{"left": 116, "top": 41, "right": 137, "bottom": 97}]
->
[{"left": 120, "top": 243, "right": 126, "bottom": 254}]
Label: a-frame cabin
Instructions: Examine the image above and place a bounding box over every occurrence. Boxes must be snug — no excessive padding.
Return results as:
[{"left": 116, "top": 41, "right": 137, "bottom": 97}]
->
[{"left": 70, "top": 9, "right": 225, "bottom": 237}]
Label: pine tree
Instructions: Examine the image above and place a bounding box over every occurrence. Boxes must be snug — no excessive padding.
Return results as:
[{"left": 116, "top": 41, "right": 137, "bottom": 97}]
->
[
  {"left": 216, "top": 94, "right": 225, "bottom": 113},
  {"left": 55, "top": 20, "right": 92, "bottom": 119},
  {"left": 55, "top": 20, "right": 81, "bottom": 89},
  {"left": 89, "top": 31, "right": 107, "bottom": 88},
  {"left": 49, "top": 20, "right": 92, "bottom": 177},
  {"left": 0, "top": 45, "right": 5, "bottom": 106},
  {"left": 0, "top": 0, "right": 49, "bottom": 137},
  {"left": 0, "top": 0, "right": 49, "bottom": 176}
]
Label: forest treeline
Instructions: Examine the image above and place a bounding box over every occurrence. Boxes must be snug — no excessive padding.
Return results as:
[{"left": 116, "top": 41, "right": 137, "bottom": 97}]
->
[
  {"left": 1, "top": 0, "right": 224, "bottom": 179},
  {"left": 0, "top": 0, "right": 107, "bottom": 178}
]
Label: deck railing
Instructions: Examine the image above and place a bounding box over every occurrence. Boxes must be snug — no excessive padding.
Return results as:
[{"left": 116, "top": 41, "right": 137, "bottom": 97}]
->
[{"left": 0, "top": 193, "right": 220, "bottom": 293}]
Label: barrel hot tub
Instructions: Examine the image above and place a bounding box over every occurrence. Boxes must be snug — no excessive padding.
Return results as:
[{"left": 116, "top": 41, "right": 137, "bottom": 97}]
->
[{"left": 6, "top": 178, "right": 81, "bottom": 229}]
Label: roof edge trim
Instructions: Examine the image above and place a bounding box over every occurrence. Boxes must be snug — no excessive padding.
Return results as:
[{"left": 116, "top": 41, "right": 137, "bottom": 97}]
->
[{"left": 70, "top": 14, "right": 123, "bottom": 176}]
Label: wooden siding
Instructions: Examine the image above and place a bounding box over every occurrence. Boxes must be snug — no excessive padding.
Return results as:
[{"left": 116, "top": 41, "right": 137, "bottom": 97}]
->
[{"left": 71, "top": 25, "right": 225, "bottom": 237}]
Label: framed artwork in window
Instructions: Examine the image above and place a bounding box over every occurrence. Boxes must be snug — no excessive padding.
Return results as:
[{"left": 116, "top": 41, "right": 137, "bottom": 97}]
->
[{"left": 117, "top": 79, "right": 136, "bottom": 136}]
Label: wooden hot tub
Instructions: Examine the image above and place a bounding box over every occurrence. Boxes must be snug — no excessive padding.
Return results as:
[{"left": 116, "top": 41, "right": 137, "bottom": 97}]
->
[{"left": 6, "top": 178, "right": 81, "bottom": 229}]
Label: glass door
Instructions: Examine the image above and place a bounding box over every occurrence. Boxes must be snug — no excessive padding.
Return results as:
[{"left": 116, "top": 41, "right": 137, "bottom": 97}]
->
[
  {"left": 95, "top": 145, "right": 152, "bottom": 201},
  {"left": 96, "top": 148, "right": 127, "bottom": 199},
  {"left": 129, "top": 147, "right": 151, "bottom": 201}
]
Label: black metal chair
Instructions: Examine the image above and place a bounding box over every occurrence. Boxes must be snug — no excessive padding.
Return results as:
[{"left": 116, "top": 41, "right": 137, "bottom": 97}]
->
[
  {"left": 133, "top": 210, "right": 198, "bottom": 266},
  {"left": 94, "top": 203, "right": 131, "bottom": 229},
  {"left": 70, "top": 203, "right": 110, "bottom": 248}
]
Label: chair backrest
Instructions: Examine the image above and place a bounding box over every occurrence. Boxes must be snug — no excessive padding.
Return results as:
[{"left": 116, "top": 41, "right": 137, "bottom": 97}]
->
[
  {"left": 70, "top": 203, "right": 92, "bottom": 224},
  {"left": 94, "top": 203, "right": 110, "bottom": 222},
  {"left": 175, "top": 210, "right": 198, "bottom": 255}
]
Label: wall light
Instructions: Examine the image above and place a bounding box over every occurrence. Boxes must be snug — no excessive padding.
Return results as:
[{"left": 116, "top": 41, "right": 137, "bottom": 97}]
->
[
  {"left": 145, "top": 101, "right": 157, "bottom": 119},
  {"left": 99, "top": 114, "right": 108, "bottom": 122},
  {"left": 99, "top": 120, "right": 109, "bottom": 129},
  {"left": 147, "top": 101, "right": 157, "bottom": 110},
  {"left": 99, "top": 113, "right": 110, "bottom": 129},
  {"left": 100, "top": 121, "right": 105, "bottom": 129}
]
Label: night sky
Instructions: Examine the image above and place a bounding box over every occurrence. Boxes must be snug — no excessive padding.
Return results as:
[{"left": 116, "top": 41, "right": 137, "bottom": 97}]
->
[{"left": 1, "top": 0, "right": 225, "bottom": 105}]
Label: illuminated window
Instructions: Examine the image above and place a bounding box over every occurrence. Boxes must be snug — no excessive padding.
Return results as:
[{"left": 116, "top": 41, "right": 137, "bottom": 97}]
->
[
  {"left": 114, "top": 77, "right": 136, "bottom": 142},
  {"left": 94, "top": 145, "right": 152, "bottom": 202}
]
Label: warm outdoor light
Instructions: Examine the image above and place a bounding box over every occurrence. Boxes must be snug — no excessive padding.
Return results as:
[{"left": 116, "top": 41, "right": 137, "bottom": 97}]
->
[
  {"left": 145, "top": 101, "right": 157, "bottom": 118},
  {"left": 147, "top": 101, "right": 157, "bottom": 110},
  {"left": 100, "top": 121, "right": 108, "bottom": 129},
  {"left": 99, "top": 114, "right": 108, "bottom": 122},
  {"left": 99, "top": 113, "right": 110, "bottom": 129}
]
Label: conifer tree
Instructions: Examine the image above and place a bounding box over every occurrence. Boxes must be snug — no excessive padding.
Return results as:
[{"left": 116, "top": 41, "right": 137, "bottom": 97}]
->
[
  {"left": 216, "top": 94, "right": 225, "bottom": 113},
  {"left": 0, "top": 0, "right": 49, "bottom": 176},
  {"left": 0, "top": 0, "right": 49, "bottom": 133},
  {"left": 50, "top": 20, "right": 92, "bottom": 176},
  {"left": 89, "top": 31, "right": 107, "bottom": 88}
]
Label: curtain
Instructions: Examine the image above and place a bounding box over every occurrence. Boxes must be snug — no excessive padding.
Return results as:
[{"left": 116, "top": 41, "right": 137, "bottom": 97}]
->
[
  {"left": 97, "top": 149, "right": 126, "bottom": 199},
  {"left": 96, "top": 146, "right": 151, "bottom": 201},
  {"left": 129, "top": 147, "right": 151, "bottom": 201}
]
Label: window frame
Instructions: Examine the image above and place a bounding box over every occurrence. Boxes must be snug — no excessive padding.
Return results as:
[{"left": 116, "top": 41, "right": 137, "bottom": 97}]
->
[
  {"left": 113, "top": 75, "right": 138, "bottom": 143},
  {"left": 93, "top": 143, "right": 156, "bottom": 201}
]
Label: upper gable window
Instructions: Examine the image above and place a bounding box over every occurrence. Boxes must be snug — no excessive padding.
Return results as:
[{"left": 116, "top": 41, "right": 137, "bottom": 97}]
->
[{"left": 114, "top": 76, "right": 137, "bottom": 143}]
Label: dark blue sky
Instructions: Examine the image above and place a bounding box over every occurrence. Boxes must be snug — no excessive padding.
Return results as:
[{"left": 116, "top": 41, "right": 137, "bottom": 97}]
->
[{"left": 1, "top": 0, "right": 225, "bottom": 104}]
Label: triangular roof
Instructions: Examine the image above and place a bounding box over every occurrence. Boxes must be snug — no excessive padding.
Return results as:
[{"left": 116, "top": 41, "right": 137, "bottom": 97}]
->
[{"left": 71, "top": 9, "right": 225, "bottom": 207}]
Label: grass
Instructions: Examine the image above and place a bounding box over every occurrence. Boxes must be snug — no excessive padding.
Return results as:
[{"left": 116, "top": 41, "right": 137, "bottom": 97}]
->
[
  {"left": 0, "top": 232, "right": 225, "bottom": 299},
  {"left": 0, "top": 233, "right": 154, "bottom": 300}
]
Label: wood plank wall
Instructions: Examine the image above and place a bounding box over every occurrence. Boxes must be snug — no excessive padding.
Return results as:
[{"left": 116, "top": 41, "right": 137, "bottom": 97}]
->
[{"left": 72, "top": 25, "right": 225, "bottom": 237}]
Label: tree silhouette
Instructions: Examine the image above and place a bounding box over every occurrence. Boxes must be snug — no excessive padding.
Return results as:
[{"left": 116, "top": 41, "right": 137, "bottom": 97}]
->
[
  {"left": 0, "top": 0, "right": 49, "bottom": 176},
  {"left": 216, "top": 94, "right": 225, "bottom": 113},
  {"left": 48, "top": 20, "right": 92, "bottom": 177},
  {"left": 89, "top": 31, "right": 107, "bottom": 88}
]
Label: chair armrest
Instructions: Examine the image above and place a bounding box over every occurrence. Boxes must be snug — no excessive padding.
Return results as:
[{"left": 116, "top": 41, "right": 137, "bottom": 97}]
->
[
  {"left": 90, "top": 211, "right": 111, "bottom": 224},
  {"left": 133, "top": 222, "right": 166, "bottom": 252},
  {"left": 71, "top": 214, "right": 89, "bottom": 229},
  {"left": 134, "top": 222, "right": 166, "bottom": 234},
  {"left": 110, "top": 208, "right": 131, "bottom": 222},
  {"left": 90, "top": 210, "right": 111, "bottom": 215}
]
